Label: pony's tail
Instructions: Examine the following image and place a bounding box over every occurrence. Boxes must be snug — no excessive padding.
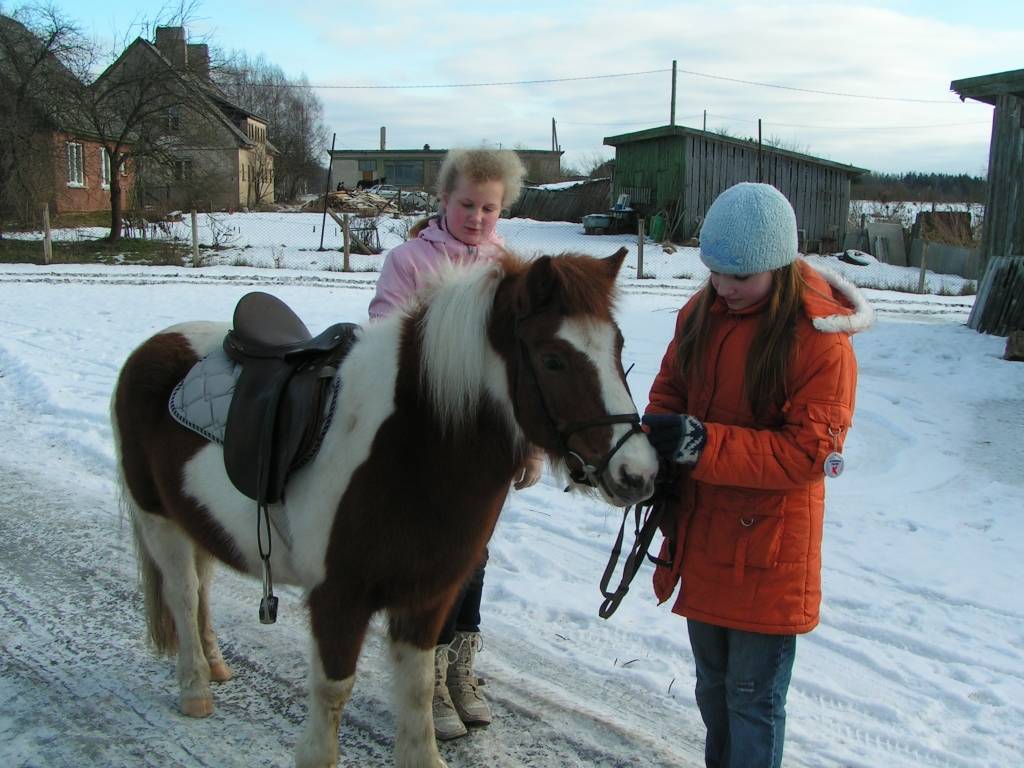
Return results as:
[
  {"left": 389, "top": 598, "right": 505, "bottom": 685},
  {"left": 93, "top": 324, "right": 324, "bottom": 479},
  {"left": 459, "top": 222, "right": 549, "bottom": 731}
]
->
[
  {"left": 128, "top": 498, "right": 179, "bottom": 657},
  {"left": 111, "top": 391, "right": 178, "bottom": 656}
]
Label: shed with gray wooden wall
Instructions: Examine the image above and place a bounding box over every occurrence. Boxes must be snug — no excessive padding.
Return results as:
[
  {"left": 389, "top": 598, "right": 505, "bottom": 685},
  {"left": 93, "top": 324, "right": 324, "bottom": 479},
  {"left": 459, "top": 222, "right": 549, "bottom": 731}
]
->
[
  {"left": 604, "top": 125, "right": 867, "bottom": 249},
  {"left": 952, "top": 68, "right": 1024, "bottom": 335}
]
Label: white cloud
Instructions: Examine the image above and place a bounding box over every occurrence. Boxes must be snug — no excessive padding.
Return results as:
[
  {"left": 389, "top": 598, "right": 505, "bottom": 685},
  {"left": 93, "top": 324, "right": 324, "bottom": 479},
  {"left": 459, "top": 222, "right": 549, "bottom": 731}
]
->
[{"left": 64, "top": 0, "right": 1020, "bottom": 174}]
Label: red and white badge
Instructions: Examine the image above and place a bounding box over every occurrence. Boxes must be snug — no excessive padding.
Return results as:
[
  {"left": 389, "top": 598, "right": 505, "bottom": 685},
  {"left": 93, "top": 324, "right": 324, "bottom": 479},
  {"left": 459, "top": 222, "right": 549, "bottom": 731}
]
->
[
  {"left": 824, "top": 427, "right": 845, "bottom": 478},
  {"left": 824, "top": 452, "right": 845, "bottom": 478}
]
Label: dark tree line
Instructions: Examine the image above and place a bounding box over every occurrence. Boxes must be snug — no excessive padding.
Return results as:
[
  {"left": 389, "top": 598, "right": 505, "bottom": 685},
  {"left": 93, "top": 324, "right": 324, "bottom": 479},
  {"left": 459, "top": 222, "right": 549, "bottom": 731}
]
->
[{"left": 852, "top": 172, "right": 987, "bottom": 203}]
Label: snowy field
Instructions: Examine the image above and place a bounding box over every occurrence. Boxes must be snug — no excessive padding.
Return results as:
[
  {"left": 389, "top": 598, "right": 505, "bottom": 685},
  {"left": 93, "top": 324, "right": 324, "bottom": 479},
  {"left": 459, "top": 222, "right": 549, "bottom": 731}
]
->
[
  {"left": 6, "top": 206, "right": 978, "bottom": 295},
  {"left": 0, "top": 249, "right": 1020, "bottom": 768}
]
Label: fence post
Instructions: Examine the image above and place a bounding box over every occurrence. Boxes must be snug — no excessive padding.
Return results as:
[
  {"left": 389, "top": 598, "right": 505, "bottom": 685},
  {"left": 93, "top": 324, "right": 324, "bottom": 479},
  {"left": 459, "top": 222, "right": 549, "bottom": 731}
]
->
[
  {"left": 342, "top": 213, "right": 351, "bottom": 272},
  {"left": 190, "top": 209, "right": 199, "bottom": 266},
  {"left": 637, "top": 218, "right": 646, "bottom": 279},
  {"left": 42, "top": 203, "right": 53, "bottom": 265},
  {"left": 917, "top": 241, "right": 929, "bottom": 294}
]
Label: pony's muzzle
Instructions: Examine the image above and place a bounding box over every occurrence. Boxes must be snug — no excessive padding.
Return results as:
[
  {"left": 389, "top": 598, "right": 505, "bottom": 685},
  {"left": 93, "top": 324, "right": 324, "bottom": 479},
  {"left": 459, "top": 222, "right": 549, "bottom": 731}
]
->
[
  {"left": 602, "top": 441, "right": 659, "bottom": 506},
  {"left": 605, "top": 466, "right": 657, "bottom": 505}
]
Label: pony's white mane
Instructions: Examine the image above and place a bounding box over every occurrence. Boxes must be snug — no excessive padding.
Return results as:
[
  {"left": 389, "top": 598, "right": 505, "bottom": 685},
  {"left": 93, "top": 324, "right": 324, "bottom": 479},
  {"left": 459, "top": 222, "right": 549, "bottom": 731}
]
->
[{"left": 415, "top": 259, "right": 519, "bottom": 436}]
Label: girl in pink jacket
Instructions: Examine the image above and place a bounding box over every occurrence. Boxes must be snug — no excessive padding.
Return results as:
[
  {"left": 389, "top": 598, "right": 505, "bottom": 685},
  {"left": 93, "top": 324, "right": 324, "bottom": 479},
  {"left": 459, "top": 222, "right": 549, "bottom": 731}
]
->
[{"left": 368, "top": 148, "right": 543, "bottom": 740}]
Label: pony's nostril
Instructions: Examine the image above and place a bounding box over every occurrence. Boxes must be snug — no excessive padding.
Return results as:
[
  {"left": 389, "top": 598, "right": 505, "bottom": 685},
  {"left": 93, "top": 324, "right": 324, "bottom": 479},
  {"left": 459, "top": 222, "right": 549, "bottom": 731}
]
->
[{"left": 618, "top": 469, "right": 645, "bottom": 490}]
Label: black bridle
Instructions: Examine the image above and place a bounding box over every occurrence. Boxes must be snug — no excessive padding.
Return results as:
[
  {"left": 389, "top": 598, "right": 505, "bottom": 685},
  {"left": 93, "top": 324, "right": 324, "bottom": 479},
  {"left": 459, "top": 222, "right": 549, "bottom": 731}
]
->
[
  {"left": 513, "top": 312, "right": 674, "bottom": 620},
  {"left": 513, "top": 314, "right": 645, "bottom": 497}
]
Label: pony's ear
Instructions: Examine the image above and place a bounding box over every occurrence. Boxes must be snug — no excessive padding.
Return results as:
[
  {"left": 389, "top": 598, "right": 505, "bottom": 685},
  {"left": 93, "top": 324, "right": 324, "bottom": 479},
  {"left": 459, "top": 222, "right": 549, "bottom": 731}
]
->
[
  {"left": 601, "top": 247, "right": 628, "bottom": 280},
  {"left": 519, "top": 255, "right": 556, "bottom": 316}
]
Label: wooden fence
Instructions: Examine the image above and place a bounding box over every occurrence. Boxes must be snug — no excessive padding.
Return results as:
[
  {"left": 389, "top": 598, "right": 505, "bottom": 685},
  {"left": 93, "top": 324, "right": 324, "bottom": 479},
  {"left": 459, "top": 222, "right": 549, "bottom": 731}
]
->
[
  {"left": 510, "top": 179, "right": 611, "bottom": 223},
  {"left": 968, "top": 256, "right": 1024, "bottom": 335}
]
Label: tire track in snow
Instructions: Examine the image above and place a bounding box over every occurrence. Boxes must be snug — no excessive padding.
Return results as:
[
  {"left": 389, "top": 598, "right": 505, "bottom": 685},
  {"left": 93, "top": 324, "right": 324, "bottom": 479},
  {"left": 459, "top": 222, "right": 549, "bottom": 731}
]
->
[{"left": 0, "top": 444, "right": 703, "bottom": 767}]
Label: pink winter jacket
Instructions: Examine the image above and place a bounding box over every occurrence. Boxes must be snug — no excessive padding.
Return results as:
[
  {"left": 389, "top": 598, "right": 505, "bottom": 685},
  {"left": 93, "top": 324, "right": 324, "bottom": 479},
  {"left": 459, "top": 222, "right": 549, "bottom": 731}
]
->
[{"left": 368, "top": 217, "right": 507, "bottom": 319}]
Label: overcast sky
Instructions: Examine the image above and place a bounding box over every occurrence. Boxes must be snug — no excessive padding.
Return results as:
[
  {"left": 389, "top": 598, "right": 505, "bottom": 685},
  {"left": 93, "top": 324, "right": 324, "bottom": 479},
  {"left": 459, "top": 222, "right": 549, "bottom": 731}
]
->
[{"left": 38, "top": 0, "right": 1024, "bottom": 176}]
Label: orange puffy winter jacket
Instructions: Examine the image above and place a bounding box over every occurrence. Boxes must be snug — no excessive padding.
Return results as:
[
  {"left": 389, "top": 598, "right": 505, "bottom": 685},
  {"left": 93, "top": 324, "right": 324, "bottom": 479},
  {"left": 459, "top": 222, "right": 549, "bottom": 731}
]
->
[{"left": 646, "top": 259, "right": 873, "bottom": 634}]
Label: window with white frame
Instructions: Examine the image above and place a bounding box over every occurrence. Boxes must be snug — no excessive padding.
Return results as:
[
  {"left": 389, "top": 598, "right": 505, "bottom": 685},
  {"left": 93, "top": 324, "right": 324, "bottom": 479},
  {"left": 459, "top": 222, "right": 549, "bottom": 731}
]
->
[
  {"left": 66, "top": 142, "right": 84, "bottom": 186},
  {"left": 100, "top": 147, "right": 112, "bottom": 188}
]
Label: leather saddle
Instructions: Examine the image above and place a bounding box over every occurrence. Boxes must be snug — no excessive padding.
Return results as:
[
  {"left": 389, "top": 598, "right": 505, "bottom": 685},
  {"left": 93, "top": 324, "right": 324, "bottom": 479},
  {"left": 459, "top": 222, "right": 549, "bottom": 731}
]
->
[{"left": 222, "top": 291, "right": 358, "bottom": 507}]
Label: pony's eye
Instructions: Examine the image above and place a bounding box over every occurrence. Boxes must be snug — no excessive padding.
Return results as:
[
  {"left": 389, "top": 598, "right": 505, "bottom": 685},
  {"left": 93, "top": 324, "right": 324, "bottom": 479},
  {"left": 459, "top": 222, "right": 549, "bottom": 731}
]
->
[{"left": 541, "top": 354, "right": 566, "bottom": 372}]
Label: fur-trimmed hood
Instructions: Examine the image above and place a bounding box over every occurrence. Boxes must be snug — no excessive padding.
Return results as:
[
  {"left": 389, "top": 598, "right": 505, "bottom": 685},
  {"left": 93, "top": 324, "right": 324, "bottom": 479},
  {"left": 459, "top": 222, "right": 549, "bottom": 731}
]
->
[{"left": 798, "top": 258, "right": 875, "bottom": 335}]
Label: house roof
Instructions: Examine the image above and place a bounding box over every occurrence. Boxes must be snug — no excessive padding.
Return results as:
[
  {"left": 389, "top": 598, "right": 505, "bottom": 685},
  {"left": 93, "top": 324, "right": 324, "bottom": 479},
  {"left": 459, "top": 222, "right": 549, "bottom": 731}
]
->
[
  {"left": 951, "top": 68, "right": 1024, "bottom": 106},
  {"left": 604, "top": 124, "right": 869, "bottom": 176},
  {"left": 94, "top": 36, "right": 277, "bottom": 154}
]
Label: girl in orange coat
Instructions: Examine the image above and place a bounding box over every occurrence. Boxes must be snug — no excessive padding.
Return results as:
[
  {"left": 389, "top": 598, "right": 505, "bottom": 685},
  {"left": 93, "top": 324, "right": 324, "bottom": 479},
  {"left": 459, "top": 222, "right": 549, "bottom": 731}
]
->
[{"left": 642, "top": 183, "right": 873, "bottom": 768}]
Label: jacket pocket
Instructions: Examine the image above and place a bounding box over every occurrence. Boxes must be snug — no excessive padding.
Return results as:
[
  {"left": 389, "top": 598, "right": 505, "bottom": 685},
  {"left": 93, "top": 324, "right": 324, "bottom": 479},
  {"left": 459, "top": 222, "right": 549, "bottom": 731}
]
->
[
  {"left": 705, "top": 487, "right": 786, "bottom": 585},
  {"left": 806, "top": 399, "right": 853, "bottom": 466}
]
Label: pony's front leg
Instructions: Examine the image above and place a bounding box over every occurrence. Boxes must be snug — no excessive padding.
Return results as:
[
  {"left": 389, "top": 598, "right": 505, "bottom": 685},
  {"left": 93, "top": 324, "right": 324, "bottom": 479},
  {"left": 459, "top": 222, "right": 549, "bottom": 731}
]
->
[
  {"left": 294, "top": 649, "right": 355, "bottom": 768},
  {"left": 294, "top": 593, "right": 368, "bottom": 768},
  {"left": 388, "top": 606, "right": 452, "bottom": 768}
]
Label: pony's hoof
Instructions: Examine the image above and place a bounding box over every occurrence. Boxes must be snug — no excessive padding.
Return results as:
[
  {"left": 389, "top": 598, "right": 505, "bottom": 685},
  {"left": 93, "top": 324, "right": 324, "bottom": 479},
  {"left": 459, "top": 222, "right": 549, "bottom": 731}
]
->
[
  {"left": 209, "top": 661, "right": 233, "bottom": 682},
  {"left": 180, "top": 694, "right": 214, "bottom": 717}
]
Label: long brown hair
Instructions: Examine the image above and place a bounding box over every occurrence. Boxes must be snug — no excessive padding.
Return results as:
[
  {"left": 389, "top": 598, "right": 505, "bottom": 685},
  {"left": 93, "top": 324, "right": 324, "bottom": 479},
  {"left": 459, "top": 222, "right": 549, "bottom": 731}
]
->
[{"left": 676, "top": 262, "right": 805, "bottom": 421}]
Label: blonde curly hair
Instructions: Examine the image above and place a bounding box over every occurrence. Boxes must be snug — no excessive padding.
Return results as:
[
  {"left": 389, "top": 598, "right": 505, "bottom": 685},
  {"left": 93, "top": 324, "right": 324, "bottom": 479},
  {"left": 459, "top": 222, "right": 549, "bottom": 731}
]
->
[{"left": 436, "top": 148, "right": 526, "bottom": 210}]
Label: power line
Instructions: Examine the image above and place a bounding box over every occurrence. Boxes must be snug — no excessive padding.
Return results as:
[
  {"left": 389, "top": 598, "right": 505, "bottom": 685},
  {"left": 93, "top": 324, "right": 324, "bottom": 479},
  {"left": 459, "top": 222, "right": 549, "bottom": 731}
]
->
[
  {"left": 224, "top": 65, "right": 962, "bottom": 105},
  {"left": 233, "top": 68, "right": 672, "bottom": 90},
  {"left": 703, "top": 113, "right": 991, "bottom": 130},
  {"left": 672, "top": 65, "right": 959, "bottom": 104},
  {"left": 563, "top": 114, "right": 989, "bottom": 131}
]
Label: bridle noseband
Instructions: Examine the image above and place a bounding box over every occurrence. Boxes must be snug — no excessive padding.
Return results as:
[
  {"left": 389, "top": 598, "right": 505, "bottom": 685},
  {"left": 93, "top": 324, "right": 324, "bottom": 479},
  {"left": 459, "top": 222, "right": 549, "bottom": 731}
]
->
[{"left": 513, "top": 313, "right": 644, "bottom": 496}]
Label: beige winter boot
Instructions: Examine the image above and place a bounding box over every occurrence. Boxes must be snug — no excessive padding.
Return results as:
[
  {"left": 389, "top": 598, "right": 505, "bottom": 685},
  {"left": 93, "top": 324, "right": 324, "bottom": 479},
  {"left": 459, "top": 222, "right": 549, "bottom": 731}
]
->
[
  {"left": 447, "top": 631, "right": 492, "bottom": 726},
  {"left": 432, "top": 644, "right": 467, "bottom": 740}
]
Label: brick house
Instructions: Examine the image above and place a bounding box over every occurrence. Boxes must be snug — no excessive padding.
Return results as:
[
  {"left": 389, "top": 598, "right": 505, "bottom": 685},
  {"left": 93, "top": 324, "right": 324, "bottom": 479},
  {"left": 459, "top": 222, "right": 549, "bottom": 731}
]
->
[
  {"left": 52, "top": 130, "right": 133, "bottom": 215},
  {"left": 0, "top": 14, "right": 133, "bottom": 218}
]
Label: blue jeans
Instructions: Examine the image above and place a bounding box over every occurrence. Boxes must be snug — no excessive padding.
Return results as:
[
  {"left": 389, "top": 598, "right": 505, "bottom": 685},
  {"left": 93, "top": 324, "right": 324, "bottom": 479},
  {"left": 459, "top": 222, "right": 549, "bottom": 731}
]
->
[{"left": 687, "top": 619, "right": 796, "bottom": 768}]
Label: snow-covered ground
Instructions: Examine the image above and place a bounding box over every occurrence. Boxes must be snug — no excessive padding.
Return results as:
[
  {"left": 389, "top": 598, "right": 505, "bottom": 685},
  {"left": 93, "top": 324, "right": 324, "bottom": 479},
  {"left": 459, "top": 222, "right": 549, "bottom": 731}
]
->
[
  {"left": 0, "top": 254, "right": 1021, "bottom": 768},
  {"left": 6, "top": 210, "right": 977, "bottom": 296}
]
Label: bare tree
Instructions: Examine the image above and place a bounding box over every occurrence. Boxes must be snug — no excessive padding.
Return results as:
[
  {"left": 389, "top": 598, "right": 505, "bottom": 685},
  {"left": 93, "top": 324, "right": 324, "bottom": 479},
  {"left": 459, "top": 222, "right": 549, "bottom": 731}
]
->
[
  {"left": 244, "top": 141, "right": 274, "bottom": 207},
  {"left": 56, "top": 1, "right": 227, "bottom": 240},
  {"left": 0, "top": 4, "right": 90, "bottom": 229},
  {"left": 214, "top": 51, "right": 328, "bottom": 202}
]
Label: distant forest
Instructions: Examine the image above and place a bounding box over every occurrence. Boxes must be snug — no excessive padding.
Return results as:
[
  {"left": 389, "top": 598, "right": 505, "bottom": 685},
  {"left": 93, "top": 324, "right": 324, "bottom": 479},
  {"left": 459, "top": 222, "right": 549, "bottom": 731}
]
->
[{"left": 851, "top": 172, "right": 986, "bottom": 203}]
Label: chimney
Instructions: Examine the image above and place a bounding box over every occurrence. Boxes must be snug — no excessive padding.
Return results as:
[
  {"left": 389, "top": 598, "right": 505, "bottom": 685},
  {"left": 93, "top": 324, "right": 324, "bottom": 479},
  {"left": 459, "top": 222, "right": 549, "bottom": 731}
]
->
[
  {"left": 187, "top": 43, "right": 209, "bottom": 80},
  {"left": 380, "top": 126, "right": 386, "bottom": 151},
  {"left": 154, "top": 26, "right": 187, "bottom": 69}
]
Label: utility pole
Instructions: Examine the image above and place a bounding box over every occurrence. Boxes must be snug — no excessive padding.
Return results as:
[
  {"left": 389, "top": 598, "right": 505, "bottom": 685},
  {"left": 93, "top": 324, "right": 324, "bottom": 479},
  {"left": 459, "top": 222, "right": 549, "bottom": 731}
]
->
[
  {"left": 757, "top": 119, "right": 763, "bottom": 183},
  {"left": 319, "top": 132, "right": 336, "bottom": 251},
  {"left": 670, "top": 60, "right": 677, "bottom": 126}
]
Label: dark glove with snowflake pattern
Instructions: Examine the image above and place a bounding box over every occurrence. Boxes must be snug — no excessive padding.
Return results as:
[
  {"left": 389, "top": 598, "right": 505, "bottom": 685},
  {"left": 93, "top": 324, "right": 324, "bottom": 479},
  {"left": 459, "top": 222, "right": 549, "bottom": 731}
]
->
[{"left": 641, "top": 413, "right": 707, "bottom": 467}]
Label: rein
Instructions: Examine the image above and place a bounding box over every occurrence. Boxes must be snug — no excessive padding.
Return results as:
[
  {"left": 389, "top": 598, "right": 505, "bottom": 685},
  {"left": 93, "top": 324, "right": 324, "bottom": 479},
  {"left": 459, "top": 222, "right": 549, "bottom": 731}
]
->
[{"left": 597, "top": 494, "right": 672, "bottom": 619}]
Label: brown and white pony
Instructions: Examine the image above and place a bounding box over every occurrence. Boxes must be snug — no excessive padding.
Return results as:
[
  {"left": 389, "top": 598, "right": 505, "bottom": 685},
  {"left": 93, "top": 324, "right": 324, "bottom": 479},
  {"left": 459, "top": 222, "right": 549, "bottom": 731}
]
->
[{"left": 111, "top": 248, "right": 658, "bottom": 768}]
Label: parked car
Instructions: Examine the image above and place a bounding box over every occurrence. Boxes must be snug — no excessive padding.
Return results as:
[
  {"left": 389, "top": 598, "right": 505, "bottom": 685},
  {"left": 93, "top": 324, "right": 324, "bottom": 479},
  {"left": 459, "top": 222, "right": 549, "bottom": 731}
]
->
[{"left": 366, "top": 185, "right": 432, "bottom": 211}]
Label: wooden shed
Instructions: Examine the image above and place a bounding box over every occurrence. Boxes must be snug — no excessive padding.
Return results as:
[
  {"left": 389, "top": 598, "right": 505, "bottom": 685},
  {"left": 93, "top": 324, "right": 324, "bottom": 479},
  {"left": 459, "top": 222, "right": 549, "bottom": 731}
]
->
[
  {"left": 604, "top": 125, "right": 867, "bottom": 249},
  {"left": 951, "top": 69, "right": 1024, "bottom": 335}
]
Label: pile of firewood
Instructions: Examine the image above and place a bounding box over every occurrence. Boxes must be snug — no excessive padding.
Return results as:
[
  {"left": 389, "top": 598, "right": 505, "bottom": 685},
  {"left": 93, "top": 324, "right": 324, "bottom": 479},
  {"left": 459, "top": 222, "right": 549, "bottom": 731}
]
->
[{"left": 301, "top": 190, "right": 399, "bottom": 217}]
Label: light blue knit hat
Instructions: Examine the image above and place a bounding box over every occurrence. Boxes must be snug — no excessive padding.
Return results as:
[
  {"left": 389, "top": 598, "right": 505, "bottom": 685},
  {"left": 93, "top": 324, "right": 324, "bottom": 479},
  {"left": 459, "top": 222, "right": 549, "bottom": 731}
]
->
[{"left": 698, "top": 183, "right": 798, "bottom": 274}]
